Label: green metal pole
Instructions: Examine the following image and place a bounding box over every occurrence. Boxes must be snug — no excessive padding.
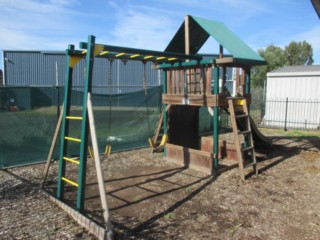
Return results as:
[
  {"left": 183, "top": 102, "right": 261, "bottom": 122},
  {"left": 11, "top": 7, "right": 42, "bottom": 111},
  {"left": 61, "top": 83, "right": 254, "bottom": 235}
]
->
[
  {"left": 212, "top": 66, "right": 219, "bottom": 172},
  {"left": 77, "top": 35, "right": 96, "bottom": 212},
  {"left": 162, "top": 69, "right": 167, "bottom": 157},
  {"left": 57, "top": 45, "right": 75, "bottom": 200},
  {"left": 245, "top": 70, "right": 250, "bottom": 95}
]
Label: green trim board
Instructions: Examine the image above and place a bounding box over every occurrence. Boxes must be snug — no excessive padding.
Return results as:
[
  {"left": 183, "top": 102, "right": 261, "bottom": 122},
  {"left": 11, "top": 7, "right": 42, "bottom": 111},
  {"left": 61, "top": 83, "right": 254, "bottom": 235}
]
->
[
  {"left": 165, "top": 15, "right": 266, "bottom": 66},
  {"left": 157, "top": 59, "right": 215, "bottom": 69}
]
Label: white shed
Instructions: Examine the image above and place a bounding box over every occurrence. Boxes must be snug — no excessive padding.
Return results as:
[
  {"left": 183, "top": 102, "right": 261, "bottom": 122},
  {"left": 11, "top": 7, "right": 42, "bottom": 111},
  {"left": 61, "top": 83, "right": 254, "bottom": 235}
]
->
[{"left": 264, "top": 65, "right": 320, "bottom": 129}]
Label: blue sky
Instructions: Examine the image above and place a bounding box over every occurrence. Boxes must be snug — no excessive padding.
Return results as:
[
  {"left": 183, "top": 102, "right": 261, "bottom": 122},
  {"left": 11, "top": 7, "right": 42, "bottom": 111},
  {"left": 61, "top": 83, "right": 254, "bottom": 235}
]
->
[{"left": 1, "top": 0, "right": 319, "bottom": 68}]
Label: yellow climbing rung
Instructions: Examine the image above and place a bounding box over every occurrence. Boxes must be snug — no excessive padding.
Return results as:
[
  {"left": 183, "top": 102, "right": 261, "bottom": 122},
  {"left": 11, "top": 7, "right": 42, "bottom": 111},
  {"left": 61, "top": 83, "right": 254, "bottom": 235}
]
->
[
  {"left": 116, "top": 52, "right": 125, "bottom": 57},
  {"left": 61, "top": 177, "right": 78, "bottom": 187},
  {"left": 65, "top": 136, "right": 81, "bottom": 142},
  {"left": 130, "top": 54, "right": 140, "bottom": 58},
  {"left": 144, "top": 55, "right": 153, "bottom": 59},
  {"left": 156, "top": 56, "right": 166, "bottom": 60},
  {"left": 168, "top": 57, "right": 177, "bottom": 61},
  {"left": 63, "top": 157, "right": 80, "bottom": 165},
  {"left": 99, "top": 51, "right": 109, "bottom": 56},
  {"left": 66, "top": 116, "right": 83, "bottom": 120}
]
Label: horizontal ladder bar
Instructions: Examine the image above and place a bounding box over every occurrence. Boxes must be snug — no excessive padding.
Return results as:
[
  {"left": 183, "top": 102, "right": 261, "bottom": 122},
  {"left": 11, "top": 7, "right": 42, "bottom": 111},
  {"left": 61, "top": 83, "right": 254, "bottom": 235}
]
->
[
  {"left": 66, "top": 116, "right": 83, "bottom": 120},
  {"left": 244, "top": 162, "right": 256, "bottom": 168},
  {"left": 63, "top": 157, "right": 80, "bottom": 165},
  {"left": 65, "top": 136, "right": 81, "bottom": 142},
  {"left": 239, "top": 130, "right": 251, "bottom": 135},
  {"left": 242, "top": 146, "right": 254, "bottom": 152},
  {"left": 236, "top": 114, "right": 248, "bottom": 119},
  {"left": 61, "top": 177, "right": 78, "bottom": 187}
]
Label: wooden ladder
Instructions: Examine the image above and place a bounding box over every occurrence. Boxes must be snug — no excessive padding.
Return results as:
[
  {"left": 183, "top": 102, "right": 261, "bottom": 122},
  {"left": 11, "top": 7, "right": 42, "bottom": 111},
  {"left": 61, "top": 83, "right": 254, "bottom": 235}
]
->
[{"left": 228, "top": 98, "right": 258, "bottom": 181}]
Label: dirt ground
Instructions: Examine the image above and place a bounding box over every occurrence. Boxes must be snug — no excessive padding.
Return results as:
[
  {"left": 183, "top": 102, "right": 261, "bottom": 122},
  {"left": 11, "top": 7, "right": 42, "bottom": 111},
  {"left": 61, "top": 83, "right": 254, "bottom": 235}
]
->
[{"left": 1, "top": 129, "right": 320, "bottom": 239}]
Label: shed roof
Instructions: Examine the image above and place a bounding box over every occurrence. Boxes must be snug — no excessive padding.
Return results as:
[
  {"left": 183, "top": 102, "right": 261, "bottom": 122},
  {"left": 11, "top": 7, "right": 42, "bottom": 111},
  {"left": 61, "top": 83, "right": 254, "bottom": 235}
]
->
[
  {"left": 165, "top": 15, "right": 266, "bottom": 66},
  {"left": 267, "top": 65, "right": 320, "bottom": 77}
]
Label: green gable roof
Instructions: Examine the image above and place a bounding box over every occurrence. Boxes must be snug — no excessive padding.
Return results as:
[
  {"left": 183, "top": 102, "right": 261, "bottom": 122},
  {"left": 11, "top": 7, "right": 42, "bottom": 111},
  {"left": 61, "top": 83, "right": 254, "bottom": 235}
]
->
[{"left": 165, "top": 15, "right": 266, "bottom": 66}]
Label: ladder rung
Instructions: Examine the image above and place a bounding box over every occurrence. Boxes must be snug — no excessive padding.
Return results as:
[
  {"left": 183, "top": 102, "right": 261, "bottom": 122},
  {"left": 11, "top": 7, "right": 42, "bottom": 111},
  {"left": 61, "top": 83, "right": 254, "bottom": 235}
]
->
[
  {"left": 66, "top": 116, "right": 83, "bottom": 120},
  {"left": 242, "top": 146, "right": 254, "bottom": 152},
  {"left": 65, "top": 136, "right": 81, "bottom": 142},
  {"left": 239, "top": 130, "right": 251, "bottom": 135},
  {"left": 236, "top": 114, "right": 248, "bottom": 119},
  {"left": 63, "top": 157, "right": 80, "bottom": 165},
  {"left": 61, "top": 177, "right": 78, "bottom": 187},
  {"left": 244, "top": 162, "right": 256, "bottom": 168}
]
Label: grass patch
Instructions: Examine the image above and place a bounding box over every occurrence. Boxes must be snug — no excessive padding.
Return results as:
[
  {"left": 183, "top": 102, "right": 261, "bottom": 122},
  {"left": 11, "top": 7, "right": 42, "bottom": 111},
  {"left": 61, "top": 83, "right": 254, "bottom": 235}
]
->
[
  {"left": 164, "top": 212, "right": 175, "bottom": 220},
  {"left": 283, "top": 130, "right": 320, "bottom": 138}
]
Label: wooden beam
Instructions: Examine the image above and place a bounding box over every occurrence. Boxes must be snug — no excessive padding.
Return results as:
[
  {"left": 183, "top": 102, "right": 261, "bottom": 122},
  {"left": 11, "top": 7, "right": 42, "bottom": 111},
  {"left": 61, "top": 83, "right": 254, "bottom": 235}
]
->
[
  {"left": 185, "top": 15, "right": 190, "bottom": 55},
  {"left": 219, "top": 45, "right": 223, "bottom": 59},
  {"left": 162, "top": 94, "right": 229, "bottom": 107},
  {"left": 87, "top": 93, "right": 113, "bottom": 239},
  {"left": 41, "top": 103, "right": 63, "bottom": 189}
]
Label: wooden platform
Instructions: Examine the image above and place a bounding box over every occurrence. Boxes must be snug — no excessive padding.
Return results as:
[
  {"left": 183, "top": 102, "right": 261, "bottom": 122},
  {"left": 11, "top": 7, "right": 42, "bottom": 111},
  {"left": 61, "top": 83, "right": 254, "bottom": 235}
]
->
[
  {"left": 164, "top": 135, "right": 238, "bottom": 174},
  {"left": 165, "top": 143, "right": 213, "bottom": 174},
  {"left": 200, "top": 135, "right": 238, "bottom": 160},
  {"left": 162, "top": 94, "right": 228, "bottom": 107}
]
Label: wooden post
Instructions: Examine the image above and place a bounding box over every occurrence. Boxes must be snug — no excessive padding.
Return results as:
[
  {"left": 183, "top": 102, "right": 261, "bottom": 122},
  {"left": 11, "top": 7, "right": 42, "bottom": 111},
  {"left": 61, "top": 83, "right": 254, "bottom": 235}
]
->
[
  {"left": 185, "top": 15, "right": 190, "bottom": 55},
  {"left": 240, "top": 68, "right": 245, "bottom": 96},
  {"left": 235, "top": 68, "right": 240, "bottom": 96},
  {"left": 41, "top": 103, "right": 64, "bottom": 188},
  {"left": 219, "top": 45, "right": 223, "bottom": 59},
  {"left": 162, "top": 70, "right": 168, "bottom": 157},
  {"left": 87, "top": 93, "right": 114, "bottom": 239}
]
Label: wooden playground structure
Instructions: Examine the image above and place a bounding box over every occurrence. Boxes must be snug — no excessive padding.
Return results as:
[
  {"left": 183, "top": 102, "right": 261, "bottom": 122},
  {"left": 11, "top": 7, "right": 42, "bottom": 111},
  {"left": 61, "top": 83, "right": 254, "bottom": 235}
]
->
[{"left": 42, "top": 15, "right": 271, "bottom": 240}]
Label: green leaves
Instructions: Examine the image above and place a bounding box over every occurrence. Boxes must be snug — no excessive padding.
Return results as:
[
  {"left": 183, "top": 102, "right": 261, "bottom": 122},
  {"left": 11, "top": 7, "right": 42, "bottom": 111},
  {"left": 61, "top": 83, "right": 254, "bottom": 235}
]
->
[{"left": 251, "top": 41, "right": 314, "bottom": 87}]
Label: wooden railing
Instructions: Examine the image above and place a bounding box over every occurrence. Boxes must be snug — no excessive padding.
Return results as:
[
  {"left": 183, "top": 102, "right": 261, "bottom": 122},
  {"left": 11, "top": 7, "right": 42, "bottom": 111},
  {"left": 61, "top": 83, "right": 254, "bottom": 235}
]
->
[{"left": 166, "top": 66, "right": 212, "bottom": 95}]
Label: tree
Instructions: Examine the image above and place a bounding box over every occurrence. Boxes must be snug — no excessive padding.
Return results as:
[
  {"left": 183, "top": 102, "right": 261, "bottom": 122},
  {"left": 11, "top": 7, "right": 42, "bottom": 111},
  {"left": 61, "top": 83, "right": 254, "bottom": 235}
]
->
[
  {"left": 284, "top": 41, "right": 314, "bottom": 65},
  {"left": 251, "top": 41, "right": 314, "bottom": 87},
  {"left": 251, "top": 45, "right": 285, "bottom": 87}
]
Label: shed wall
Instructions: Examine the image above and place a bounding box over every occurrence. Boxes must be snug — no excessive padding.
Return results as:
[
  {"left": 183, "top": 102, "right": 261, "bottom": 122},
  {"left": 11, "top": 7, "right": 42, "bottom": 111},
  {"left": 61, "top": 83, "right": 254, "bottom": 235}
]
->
[{"left": 264, "top": 74, "right": 320, "bottom": 129}]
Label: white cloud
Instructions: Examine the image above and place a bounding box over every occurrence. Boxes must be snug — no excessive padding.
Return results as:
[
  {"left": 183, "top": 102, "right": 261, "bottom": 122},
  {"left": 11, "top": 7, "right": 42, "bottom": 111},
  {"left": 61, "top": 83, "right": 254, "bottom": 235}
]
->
[
  {"left": 0, "top": 0, "right": 81, "bottom": 50},
  {"left": 104, "top": 2, "right": 178, "bottom": 50}
]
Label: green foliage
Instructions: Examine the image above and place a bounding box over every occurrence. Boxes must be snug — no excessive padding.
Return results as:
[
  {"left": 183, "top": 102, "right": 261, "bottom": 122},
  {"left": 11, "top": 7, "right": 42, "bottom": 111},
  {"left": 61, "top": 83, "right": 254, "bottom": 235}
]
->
[
  {"left": 252, "top": 45, "right": 285, "bottom": 87},
  {"left": 251, "top": 41, "right": 314, "bottom": 87},
  {"left": 284, "top": 41, "right": 314, "bottom": 65}
]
